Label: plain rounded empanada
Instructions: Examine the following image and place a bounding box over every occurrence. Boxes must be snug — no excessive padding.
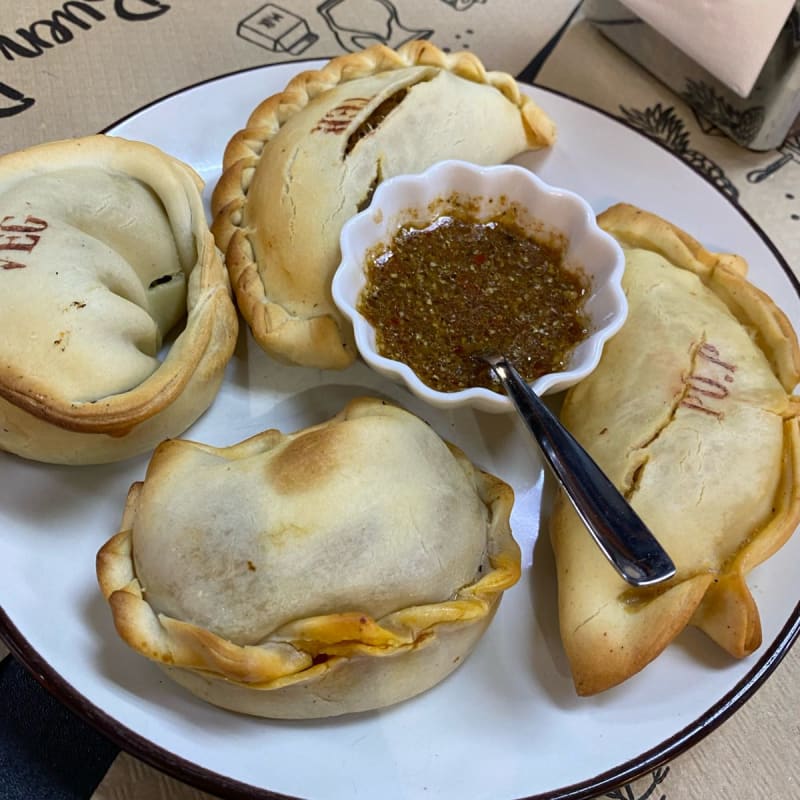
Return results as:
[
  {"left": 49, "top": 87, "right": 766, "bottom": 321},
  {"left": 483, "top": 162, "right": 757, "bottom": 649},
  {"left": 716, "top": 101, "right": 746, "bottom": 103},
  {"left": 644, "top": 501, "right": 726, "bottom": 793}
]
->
[
  {"left": 0, "top": 135, "right": 238, "bottom": 464},
  {"left": 96, "top": 397, "right": 521, "bottom": 718},
  {"left": 211, "top": 40, "right": 556, "bottom": 370},
  {"left": 550, "top": 204, "right": 800, "bottom": 695}
]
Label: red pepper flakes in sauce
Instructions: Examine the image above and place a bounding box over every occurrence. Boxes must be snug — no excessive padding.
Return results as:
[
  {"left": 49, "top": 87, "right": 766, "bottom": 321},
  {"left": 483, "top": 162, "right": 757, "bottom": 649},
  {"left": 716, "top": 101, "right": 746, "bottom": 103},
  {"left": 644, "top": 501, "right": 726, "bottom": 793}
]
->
[{"left": 357, "top": 210, "right": 590, "bottom": 393}]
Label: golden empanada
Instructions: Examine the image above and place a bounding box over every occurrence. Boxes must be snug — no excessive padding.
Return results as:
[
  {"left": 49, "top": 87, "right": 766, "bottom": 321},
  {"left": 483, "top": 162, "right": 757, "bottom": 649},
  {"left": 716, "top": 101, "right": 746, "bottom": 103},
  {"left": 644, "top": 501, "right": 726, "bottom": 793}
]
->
[
  {"left": 550, "top": 204, "right": 800, "bottom": 695},
  {"left": 97, "top": 397, "right": 521, "bottom": 718},
  {"left": 211, "top": 40, "right": 556, "bottom": 369},
  {"left": 0, "top": 135, "right": 238, "bottom": 464}
]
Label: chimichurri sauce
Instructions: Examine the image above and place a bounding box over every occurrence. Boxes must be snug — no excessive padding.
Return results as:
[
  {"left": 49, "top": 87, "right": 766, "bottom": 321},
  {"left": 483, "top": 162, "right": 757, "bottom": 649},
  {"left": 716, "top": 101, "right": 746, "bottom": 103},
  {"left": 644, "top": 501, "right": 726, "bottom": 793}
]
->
[{"left": 357, "top": 212, "right": 590, "bottom": 393}]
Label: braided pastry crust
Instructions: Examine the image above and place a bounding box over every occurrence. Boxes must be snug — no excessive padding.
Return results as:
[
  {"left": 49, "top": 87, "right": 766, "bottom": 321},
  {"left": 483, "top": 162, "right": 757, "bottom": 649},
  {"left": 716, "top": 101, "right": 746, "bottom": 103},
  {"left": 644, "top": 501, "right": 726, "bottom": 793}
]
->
[{"left": 212, "top": 41, "right": 556, "bottom": 369}]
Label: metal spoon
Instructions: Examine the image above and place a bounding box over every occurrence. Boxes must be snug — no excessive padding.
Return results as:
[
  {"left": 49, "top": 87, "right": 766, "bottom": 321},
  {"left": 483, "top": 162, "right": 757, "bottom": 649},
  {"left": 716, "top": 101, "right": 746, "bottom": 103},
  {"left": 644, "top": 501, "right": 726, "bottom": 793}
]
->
[{"left": 483, "top": 353, "right": 676, "bottom": 587}]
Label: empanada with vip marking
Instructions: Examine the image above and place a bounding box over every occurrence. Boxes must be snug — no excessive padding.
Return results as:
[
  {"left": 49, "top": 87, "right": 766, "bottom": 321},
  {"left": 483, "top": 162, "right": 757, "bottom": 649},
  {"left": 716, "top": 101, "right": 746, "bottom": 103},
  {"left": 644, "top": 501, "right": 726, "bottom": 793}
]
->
[
  {"left": 550, "top": 204, "right": 800, "bottom": 695},
  {"left": 97, "top": 397, "right": 521, "bottom": 718},
  {"left": 0, "top": 135, "right": 238, "bottom": 464},
  {"left": 211, "top": 40, "right": 556, "bottom": 369}
]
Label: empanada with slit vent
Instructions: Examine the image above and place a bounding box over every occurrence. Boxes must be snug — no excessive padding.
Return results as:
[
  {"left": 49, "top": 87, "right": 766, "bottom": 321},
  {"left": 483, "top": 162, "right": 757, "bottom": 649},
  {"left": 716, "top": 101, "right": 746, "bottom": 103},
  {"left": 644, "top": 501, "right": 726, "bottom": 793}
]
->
[
  {"left": 550, "top": 204, "right": 800, "bottom": 695},
  {"left": 211, "top": 40, "right": 556, "bottom": 369},
  {"left": 96, "top": 397, "right": 521, "bottom": 718},
  {"left": 0, "top": 135, "right": 238, "bottom": 464}
]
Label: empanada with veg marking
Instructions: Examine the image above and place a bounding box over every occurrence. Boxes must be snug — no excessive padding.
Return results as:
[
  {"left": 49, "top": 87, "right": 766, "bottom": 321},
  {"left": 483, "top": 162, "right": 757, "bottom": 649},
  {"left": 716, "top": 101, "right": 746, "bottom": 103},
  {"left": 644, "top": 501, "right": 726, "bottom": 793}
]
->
[
  {"left": 0, "top": 135, "right": 238, "bottom": 464},
  {"left": 550, "top": 204, "right": 800, "bottom": 695}
]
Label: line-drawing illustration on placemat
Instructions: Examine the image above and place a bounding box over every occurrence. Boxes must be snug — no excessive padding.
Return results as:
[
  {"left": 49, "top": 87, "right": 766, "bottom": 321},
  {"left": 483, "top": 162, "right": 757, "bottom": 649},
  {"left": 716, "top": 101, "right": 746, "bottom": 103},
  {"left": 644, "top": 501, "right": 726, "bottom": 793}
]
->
[
  {"left": 238, "top": 3, "right": 319, "bottom": 54},
  {"left": 618, "top": 102, "right": 739, "bottom": 200},
  {"left": 317, "top": 0, "right": 433, "bottom": 51}
]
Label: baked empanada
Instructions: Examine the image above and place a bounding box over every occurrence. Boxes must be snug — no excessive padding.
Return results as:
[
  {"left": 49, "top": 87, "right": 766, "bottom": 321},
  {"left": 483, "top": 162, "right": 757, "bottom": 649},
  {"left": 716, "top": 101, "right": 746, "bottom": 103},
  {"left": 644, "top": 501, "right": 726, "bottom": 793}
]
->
[
  {"left": 0, "top": 135, "right": 238, "bottom": 464},
  {"left": 550, "top": 204, "right": 800, "bottom": 695},
  {"left": 97, "top": 397, "right": 521, "bottom": 718},
  {"left": 211, "top": 41, "right": 556, "bottom": 369}
]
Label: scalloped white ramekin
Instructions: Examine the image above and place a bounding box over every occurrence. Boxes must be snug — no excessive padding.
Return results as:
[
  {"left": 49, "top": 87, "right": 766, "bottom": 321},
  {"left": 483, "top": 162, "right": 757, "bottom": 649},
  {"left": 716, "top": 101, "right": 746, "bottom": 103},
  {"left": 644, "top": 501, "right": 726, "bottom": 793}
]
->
[{"left": 332, "top": 160, "right": 627, "bottom": 413}]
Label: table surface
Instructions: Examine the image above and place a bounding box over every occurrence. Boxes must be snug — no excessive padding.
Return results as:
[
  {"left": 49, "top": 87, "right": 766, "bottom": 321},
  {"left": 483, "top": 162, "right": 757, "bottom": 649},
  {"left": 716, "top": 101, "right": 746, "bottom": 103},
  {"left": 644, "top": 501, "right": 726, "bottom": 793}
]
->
[{"left": 1, "top": 2, "right": 799, "bottom": 800}]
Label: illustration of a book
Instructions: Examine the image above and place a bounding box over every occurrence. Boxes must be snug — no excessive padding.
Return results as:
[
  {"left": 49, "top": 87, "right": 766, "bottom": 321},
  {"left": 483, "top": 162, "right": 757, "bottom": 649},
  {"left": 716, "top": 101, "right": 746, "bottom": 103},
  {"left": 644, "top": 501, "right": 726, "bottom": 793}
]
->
[{"left": 238, "top": 4, "right": 319, "bottom": 55}]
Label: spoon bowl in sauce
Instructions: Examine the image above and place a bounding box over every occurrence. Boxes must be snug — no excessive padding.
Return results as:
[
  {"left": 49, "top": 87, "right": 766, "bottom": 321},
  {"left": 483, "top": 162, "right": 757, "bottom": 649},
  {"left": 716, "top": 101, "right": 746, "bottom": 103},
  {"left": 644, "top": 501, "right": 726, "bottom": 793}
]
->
[{"left": 484, "top": 352, "right": 676, "bottom": 587}]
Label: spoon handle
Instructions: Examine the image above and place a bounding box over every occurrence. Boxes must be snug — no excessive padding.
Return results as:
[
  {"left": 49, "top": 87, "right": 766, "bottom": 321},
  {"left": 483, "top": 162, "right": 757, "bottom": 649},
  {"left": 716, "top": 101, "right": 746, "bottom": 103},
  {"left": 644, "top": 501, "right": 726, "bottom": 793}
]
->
[{"left": 487, "top": 355, "right": 676, "bottom": 587}]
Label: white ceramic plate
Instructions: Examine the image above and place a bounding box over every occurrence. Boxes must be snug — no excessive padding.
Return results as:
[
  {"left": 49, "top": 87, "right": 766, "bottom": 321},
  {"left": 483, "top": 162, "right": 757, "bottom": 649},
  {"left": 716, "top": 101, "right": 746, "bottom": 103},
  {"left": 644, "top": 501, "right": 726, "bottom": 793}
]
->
[{"left": 2, "top": 61, "right": 799, "bottom": 800}]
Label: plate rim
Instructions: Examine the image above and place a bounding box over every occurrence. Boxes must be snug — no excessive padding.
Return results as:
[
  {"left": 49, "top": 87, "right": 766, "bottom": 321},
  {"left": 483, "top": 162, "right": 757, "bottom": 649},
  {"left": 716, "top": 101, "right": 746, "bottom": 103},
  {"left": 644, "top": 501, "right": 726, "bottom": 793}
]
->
[
  {"left": 1, "top": 56, "right": 799, "bottom": 800},
  {"left": 4, "top": 601, "right": 800, "bottom": 800}
]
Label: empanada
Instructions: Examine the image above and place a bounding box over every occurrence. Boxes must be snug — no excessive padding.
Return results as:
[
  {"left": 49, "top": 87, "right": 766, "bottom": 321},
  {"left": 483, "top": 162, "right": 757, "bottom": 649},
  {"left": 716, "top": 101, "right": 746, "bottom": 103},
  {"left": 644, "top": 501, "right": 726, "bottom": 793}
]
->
[
  {"left": 211, "top": 41, "right": 556, "bottom": 369},
  {"left": 97, "top": 397, "right": 521, "bottom": 718},
  {"left": 550, "top": 204, "right": 800, "bottom": 695},
  {"left": 0, "top": 135, "right": 238, "bottom": 464}
]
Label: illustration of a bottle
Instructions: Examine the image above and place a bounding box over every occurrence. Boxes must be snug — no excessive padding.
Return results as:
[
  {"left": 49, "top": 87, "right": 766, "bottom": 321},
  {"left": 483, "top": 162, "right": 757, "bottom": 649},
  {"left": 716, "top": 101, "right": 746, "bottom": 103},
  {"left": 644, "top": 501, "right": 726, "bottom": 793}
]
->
[
  {"left": 318, "top": 0, "right": 433, "bottom": 52},
  {"left": 440, "top": 0, "right": 486, "bottom": 9}
]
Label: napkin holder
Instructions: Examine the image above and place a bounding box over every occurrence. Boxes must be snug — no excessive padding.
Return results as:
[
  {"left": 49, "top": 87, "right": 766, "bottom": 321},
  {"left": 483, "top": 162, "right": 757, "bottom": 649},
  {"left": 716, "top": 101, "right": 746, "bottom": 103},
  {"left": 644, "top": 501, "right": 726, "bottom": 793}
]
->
[{"left": 583, "top": 0, "right": 800, "bottom": 151}]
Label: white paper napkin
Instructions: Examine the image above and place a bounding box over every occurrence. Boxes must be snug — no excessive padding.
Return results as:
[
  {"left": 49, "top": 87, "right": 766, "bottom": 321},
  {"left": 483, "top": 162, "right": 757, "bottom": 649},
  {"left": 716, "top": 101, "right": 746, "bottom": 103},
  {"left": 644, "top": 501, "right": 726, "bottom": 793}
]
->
[{"left": 620, "top": 0, "right": 796, "bottom": 97}]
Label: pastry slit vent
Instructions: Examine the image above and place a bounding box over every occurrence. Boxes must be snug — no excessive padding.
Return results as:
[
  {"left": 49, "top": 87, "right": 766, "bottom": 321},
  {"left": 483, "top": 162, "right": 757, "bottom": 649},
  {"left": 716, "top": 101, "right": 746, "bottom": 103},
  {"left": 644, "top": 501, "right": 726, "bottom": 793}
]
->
[
  {"left": 344, "top": 88, "right": 409, "bottom": 156},
  {"left": 623, "top": 457, "right": 648, "bottom": 502},
  {"left": 634, "top": 336, "right": 710, "bottom": 451},
  {"left": 149, "top": 273, "right": 178, "bottom": 289},
  {"left": 624, "top": 336, "right": 727, "bottom": 503},
  {"left": 357, "top": 162, "right": 383, "bottom": 212}
]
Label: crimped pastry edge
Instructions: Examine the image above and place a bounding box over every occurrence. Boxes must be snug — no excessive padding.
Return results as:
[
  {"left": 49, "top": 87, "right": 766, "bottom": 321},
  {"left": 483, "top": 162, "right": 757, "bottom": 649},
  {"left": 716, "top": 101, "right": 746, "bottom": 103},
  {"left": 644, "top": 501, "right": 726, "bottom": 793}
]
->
[
  {"left": 96, "top": 397, "right": 522, "bottom": 717},
  {"left": 552, "top": 203, "right": 800, "bottom": 695},
  {"left": 598, "top": 202, "right": 800, "bottom": 392},
  {"left": 209, "top": 41, "right": 556, "bottom": 370},
  {"left": 212, "top": 40, "right": 554, "bottom": 225},
  {"left": 0, "top": 135, "right": 239, "bottom": 455}
]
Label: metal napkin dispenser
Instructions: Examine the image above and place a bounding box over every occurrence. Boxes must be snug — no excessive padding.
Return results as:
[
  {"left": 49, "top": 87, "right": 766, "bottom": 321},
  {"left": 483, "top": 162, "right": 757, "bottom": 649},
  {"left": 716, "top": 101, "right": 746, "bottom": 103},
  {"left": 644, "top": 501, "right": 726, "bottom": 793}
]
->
[{"left": 584, "top": 0, "right": 800, "bottom": 151}]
